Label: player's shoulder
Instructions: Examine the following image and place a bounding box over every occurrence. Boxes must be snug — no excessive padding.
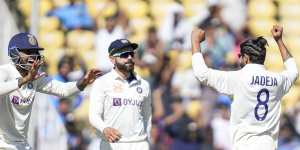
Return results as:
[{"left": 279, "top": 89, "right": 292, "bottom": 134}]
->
[
  {"left": 0, "top": 63, "right": 14, "bottom": 70},
  {"left": 0, "top": 63, "right": 17, "bottom": 75},
  {"left": 136, "top": 74, "right": 150, "bottom": 88},
  {"left": 264, "top": 69, "right": 285, "bottom": 80},
  {"left": 94, "top": 71, "right": 114, "bottom": 84}
]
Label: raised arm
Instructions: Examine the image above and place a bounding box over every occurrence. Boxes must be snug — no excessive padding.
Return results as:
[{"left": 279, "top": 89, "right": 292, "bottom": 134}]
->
[
  {"left": 271, "top": 25, "right": 292, "bottom": 61},
  {"left": 191, "top": 28, "right": 206, "bottom": 54},
  {"left": 191, "top": 28, "right": 235, "bottom": 95},
  {"left": 272, "top": 25, "right": 299, "bottom": 93}
]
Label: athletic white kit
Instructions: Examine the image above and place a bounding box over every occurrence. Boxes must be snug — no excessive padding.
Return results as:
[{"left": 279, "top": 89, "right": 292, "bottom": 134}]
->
[
  {"left": 0, "top": 63, "right": 80, "bottom": 150},
  {"left": 192, "top": 52, "right": 298, "bottom": 150},
  {"left": 89, "top": 69, "right": 151, "bottom": 150}
]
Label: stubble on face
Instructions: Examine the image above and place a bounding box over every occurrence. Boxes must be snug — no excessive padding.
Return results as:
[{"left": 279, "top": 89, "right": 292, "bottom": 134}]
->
[{"left": 115, "top": 58, "right": 135, "bottom": 73}]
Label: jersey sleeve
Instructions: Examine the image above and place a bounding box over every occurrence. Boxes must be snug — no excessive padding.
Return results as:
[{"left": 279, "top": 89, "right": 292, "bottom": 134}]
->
[
  {"left": 142, "top": 82, "right": 152, "bottom": 142},
  {"left": 89, "top": 79, "right": 108, "bottom": 133},
  {"left": 0, "top": 67, "right": 19, "bottom": 96},
  {"left": 192, "top": 52, "right": 235, "bottom": 95},
  {"left": 36, "top": 76, "right": 80, "bottom": 97},
  {"left": 280, "top": 58, "right": 299, "bottom": 94}
]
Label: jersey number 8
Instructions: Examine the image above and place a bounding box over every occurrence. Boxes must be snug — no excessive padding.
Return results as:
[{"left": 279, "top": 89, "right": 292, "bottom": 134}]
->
[{"left": 254, "top": 88, "right": 270, "bottom": 121}]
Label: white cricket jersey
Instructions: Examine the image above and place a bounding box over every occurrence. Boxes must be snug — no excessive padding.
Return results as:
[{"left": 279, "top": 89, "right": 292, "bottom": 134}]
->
[
  {"left": 0, "top": 63, "right": 80, "bottom": 145},
  {"left": 192, "top": 53, "right": 298, "bottom": 149},
  {"left": 89, "top": 69, "right": 152, "bottom": 143}
]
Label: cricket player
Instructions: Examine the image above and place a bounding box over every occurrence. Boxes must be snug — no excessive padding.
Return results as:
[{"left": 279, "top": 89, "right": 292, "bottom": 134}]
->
[
  {"left": 0, "top": 32, "right": 102, "bottom": 150},
  {"left": 89, "top": 39, "right": 152, "bottom": 150},
  {"left": 191, "top": 25, "right": 298, "bottom": 150}
]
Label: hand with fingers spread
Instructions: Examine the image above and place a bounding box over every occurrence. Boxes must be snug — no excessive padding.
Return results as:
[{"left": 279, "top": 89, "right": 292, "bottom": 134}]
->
[
  {"left": 271, "top": 25, "right": 283, "bottom": 41},
  {"left": 18, "top": 60, "right": 46, "bottom": 87},
  {"left": 103, "top": 127, "right": 122, "bottom": 143},
  {"left": 76, "top": 69, "right": 102, "bottom": 91}
]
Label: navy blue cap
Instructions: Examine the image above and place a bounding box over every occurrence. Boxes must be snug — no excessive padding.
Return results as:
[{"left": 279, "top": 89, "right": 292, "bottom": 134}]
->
[
  {"left": 8, "top": 32, "right": 44, "bottom": 51},
  {"left": 108, "top": 39, "right": 138, "bottom": 56}
]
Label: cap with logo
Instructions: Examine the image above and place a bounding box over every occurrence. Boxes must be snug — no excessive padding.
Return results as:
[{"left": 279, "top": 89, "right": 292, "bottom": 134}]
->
[
  {"left": 8, "top": 32, "right": 44, "bottom": 51},
  {"left": 108, "top": 39, "right": 138, "bottom": 56}
]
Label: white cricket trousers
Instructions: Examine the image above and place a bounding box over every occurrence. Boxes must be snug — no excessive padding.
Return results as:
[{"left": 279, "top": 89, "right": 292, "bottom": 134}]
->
[
  {"left": 100, "top": 140, "right": 149, "bottom": 150},
  {"left": 233, "top": 134, "right": 276, "bottom": 150}
]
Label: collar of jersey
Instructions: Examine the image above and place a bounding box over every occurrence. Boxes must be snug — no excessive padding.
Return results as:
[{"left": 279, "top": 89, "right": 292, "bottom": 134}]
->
[
  {"left": 111, "top": 69, "right": 141, "bottom": 82},
  {"left": 243, "top": 63, "right": 265, "bottom": 70}
]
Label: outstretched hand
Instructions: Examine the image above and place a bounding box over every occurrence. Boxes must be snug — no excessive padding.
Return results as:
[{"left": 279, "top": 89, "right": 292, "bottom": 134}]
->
[
  {"left": 271, "top": 25, "right": 283, "bottom": 41},
  {"left": 19, "top": 60, "right": 46, "bottom": 87},
  {"left": 76, "top": 69, "right": 102, "bottom": 90}
]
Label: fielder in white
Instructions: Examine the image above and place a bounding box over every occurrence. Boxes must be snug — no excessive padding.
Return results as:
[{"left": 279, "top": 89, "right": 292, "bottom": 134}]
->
[
  {"left": 89, "top": 39, "right": 152, "bottom": 150},
  {"left": 191, "top": 25, "right": 298, "bottom": 150},
  {"left": 0, "top": 32, "right": 102, "bottom": 150}
]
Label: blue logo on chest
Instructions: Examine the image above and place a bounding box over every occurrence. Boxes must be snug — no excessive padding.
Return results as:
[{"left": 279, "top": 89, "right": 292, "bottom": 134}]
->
[{"left": 136, "top": 87, "right": 143, "bottom": 94}]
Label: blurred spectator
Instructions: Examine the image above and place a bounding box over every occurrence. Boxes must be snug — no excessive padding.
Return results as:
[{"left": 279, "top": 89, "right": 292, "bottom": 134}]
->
[
  {"left": 198, "top": 24, "right": 235, "bottom": 68},
  {"left": 151, "top": 59, "right": 182, "bottom": 150},
  {"left": 171, "top": 51, "right": 201, "bottom": 104},
  {"left": 95, "top": 13, "right": 125, "bottom": 73},
  {"left": 65, "top": 120, "right": 88, "bottom": 150},
  {"left": 167, "top": 100, "right": 213, "bottom": 150},
  {"left": 58, "top": 97, "right": 71, "bottom": 123},
  {"left": 159, "top": 2, "right": 193, "bottom": 51},
  {"left": 137, "top": 26, "right": 164, "bottom": 81},
  {"left": 58, "top": 97, "right": 89, "bottom": 150},
  {"left": 48, "top": 0, "right": 94, "bottom": 30},
  {"left": 211, "top": 94, "right": 232, "bottom": 150},
  {"left": 213, "top": 0, "right": 247, "bottom": 32},
  {"left": 198, "top": 0, "right": 236, "bottom": 68},
  {"left": 48, "top": 55, "right": 86, "bottom": 111},
  {"left": 278, "top": 114, "right": 300, "bottom": 150}
]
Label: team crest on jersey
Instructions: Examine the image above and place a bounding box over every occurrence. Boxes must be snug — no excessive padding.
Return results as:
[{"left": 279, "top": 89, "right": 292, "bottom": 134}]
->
[
  {"left": 27, "top": 82, "right": 33, "bottom": 89},
  {"left": 136, "top": 87, "right": 143, "bottom": 94},
  {"left": 113, "top": 82, "right": 123, "bottom": 93}
]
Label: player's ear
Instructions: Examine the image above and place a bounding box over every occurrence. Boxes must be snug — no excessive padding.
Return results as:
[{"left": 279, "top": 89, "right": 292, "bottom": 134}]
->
[
  {"left": 109, "top": 56, "right": 116, "bottom": 64},
  {"left": 244, "top": 54, "right": 250, "bottom": 64}
]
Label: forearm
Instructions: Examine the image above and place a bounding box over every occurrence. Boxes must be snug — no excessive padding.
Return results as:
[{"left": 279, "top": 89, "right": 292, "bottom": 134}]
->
[
  {"left": 89, "top": 97, "right": 107, "bottom": 132},
  {"left": 192, "top": 53, "right": 209, "bottom": 82},
  {"left": 276, "top": 39, "right": 292, "bottom": 62},
  {"left": 89, "top": 112, "right": 108, "bottom": 133},
  {"left": 192, "top": 40, "right": 201, "bottom": 54},
  {"left": 39, "top": 80, "right": 80, "bottom": 97}
]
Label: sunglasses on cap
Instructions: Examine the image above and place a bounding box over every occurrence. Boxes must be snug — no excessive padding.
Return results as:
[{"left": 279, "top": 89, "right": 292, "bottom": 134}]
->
[{"left": 113, "top": 52, "right": 135, "bottom": 58}]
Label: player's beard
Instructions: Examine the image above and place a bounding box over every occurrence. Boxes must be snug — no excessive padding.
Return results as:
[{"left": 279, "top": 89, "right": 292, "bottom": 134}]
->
[{"left": 115, "top": 60, "right": 134, "bottom": 73}]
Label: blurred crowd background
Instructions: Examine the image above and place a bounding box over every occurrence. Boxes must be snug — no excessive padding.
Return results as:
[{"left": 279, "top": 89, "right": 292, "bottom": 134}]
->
[{"left": 1, "top": 0, "right": 300, "bottom": 149}]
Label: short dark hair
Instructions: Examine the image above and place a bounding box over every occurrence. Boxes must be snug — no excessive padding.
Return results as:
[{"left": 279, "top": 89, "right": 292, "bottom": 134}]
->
[{"left": 240, "top": 36, "right": 268, "bottom": 64}]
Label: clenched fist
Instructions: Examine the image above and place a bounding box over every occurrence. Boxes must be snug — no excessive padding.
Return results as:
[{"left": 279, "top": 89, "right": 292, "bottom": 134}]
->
[
  {"left": 271, "top": 25, "right": 283, "bottom": 41},
  {"left": 191, "top": 28, "right": 206, "bottom": 43},
  {"left": 103, "top": 127, "right": 122, "bottom": 143},
  {"left": 191, "top": 28, "right": 205, "bottom": 53}
]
